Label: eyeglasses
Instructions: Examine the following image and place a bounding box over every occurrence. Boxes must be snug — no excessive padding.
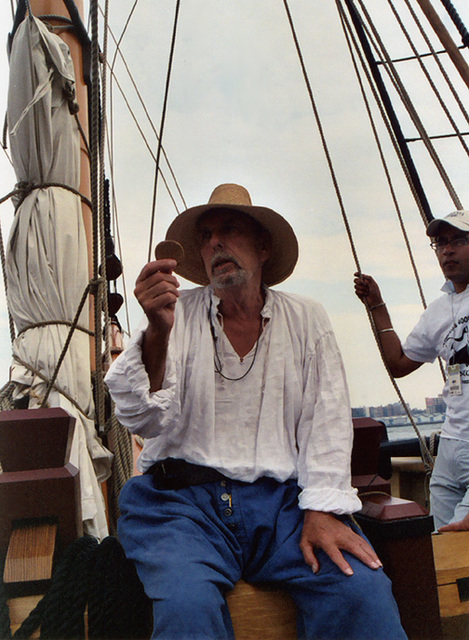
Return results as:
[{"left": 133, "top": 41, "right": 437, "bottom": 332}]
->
[{"left": 430, "top": 235, "right": 469, "bottom": 251}]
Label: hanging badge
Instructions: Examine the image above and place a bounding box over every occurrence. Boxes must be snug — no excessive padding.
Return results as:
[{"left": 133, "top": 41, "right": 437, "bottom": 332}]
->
[{"left": 448, "top": 364, "right": 462, "bottom": 396}]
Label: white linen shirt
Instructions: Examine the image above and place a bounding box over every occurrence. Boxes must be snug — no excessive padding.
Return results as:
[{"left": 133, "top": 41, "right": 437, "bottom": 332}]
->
[
  {"left": 105, "top": 286, "right": 361, "bottom": 514},
  {"left": 403, "top": 281, "right": 469, "bottom": 442}
]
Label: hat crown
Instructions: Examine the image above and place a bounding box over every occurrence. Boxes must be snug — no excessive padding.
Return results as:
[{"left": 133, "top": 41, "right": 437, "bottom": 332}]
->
[{"left": 208, "top": 183, "right": 253, "bottom": 208}]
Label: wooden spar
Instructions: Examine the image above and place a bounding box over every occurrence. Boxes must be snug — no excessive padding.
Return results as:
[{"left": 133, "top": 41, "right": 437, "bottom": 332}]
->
[
  {"left": 415, "top": 0, "right": 469, "bottom": 91},
  {"left": 30, "top": 0, "right": 95, "bottom": 369}
]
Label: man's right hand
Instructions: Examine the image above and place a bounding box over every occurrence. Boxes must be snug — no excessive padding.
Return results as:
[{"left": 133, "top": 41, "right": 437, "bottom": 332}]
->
[
  {"left": 135, "top": 259, "right": 180, "bottom": 392},
  {"left": 134, "top": 259, "right": 180, "bottom": 336},
  {"left": 353, "top": 272, "right": 384, "bottom": 308}
]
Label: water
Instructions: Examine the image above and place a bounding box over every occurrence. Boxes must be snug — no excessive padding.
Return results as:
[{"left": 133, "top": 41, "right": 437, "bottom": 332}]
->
[{"left": 386, "top": 422, "right": 442, "bottom": 442}]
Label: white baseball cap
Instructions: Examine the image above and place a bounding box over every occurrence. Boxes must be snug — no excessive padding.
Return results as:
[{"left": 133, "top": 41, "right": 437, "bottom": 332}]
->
[{"left": 426, "top": 210, "right": 469, "bottom": 237}]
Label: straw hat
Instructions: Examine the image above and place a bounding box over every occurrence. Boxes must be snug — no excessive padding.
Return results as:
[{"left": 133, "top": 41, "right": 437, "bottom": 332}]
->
[{"left": 165, "top": 183, "right": 299, "bottom": 286}]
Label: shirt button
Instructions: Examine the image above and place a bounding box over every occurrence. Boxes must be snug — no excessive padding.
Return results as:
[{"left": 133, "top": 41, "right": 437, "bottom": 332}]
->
[
  {"left": 220, "top": 480, "right": 227, "bottom": 487},
  {"left": 228, "top": 523, "right": 237, "bottom": 530},
  {"left": 224, "top": 508, "right": 233, "bottom": 517},
  {"left": 221, "top": 493, "right": 230, "bottom": 502}
]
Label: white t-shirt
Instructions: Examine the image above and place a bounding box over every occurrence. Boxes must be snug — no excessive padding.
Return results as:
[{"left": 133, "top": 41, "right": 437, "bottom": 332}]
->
[{"left": 403, "top": 281, "right": 469, "bottom": 442}]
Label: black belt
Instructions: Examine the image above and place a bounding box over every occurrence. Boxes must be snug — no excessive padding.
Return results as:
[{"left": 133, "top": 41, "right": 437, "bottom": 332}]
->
[{"left": 146, "top": 458, "right": 228, "bottom": 490}]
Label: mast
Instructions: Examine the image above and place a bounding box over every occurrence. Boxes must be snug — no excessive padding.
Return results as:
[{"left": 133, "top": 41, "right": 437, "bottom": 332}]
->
[{"left": 6, "top": 0, "right": 113, "bottom": 539}]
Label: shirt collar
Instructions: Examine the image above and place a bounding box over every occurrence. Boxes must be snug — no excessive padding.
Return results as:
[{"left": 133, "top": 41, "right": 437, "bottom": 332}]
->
[
  {"left": 203, "top": 284, "right": 272, "bottom": 320},
  {"left": 442, "top": 280, "right": 469, "bottom": 295}
]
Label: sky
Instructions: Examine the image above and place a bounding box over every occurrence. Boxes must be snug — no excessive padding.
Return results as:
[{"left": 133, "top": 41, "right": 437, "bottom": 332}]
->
[{"left": 0, "top": 0, "right": 468, "bottom": 411}]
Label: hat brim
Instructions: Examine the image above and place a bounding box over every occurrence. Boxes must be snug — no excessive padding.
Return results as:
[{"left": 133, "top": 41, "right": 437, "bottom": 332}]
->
[
  {"left": 165, "top": 203, "right": 299, "bottom": 286},
  {"left": 427, "top": 214, "right": 469, "bottom": 237}
]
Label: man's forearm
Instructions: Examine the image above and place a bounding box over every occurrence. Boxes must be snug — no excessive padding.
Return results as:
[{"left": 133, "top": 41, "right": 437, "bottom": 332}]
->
[{"left": 142, "top": 326, "right": 170, "bottom": 392}]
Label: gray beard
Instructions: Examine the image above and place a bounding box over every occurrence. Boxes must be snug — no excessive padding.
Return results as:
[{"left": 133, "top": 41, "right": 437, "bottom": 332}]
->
[{"left": 211, "top": 267, "right": 247, "bottom": 290}]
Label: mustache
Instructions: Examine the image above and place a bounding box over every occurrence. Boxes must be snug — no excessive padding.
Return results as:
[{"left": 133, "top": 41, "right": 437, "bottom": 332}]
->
[{"left": 210, "top": 252, "right": 241, "bottom": 271}]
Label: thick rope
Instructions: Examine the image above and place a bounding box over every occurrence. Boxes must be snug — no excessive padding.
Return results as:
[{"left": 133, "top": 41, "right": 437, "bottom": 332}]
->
[
  {"left": 147, "top": 0, "right": 181, "bottom": 262},
  {"left": 90, "top": 0, "right": 106, "bottom": 433},
  {"left": 4, "top": 536, "right": 152, "bottom": 640},
  {"left": 439, "top": 0, "right": 469, "bottom": 47}
]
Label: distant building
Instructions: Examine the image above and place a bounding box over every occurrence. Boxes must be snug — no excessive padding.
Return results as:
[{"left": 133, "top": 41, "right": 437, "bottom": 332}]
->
[
  {"left": 351, "top": 407, "right": 368, "bottom": 418},
  {"left": 426, "top": 395, "right": 446, "bottom": 414}
]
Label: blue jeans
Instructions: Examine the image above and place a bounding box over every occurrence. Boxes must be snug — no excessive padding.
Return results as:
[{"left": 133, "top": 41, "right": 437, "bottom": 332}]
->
[
  {"left": 430, "top": 436, "right": 469, "bottom": 529},
  {"left": 118, "top": 474, "right": 406, "bottom": 640}
]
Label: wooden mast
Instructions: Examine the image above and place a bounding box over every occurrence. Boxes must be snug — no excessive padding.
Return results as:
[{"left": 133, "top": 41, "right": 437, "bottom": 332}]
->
[{"left": 31, "top": 0, "right": 95, "bottom": 367}]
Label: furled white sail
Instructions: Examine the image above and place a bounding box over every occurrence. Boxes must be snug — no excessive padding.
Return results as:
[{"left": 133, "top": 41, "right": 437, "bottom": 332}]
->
[{"left": 6, "top": 13, "right": 112, "bottom": 540}]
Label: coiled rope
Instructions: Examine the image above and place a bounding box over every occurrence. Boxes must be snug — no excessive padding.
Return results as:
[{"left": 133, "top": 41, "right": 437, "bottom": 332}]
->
[{"left": 2, "top": 536, "right": 152, "bottom": 639}]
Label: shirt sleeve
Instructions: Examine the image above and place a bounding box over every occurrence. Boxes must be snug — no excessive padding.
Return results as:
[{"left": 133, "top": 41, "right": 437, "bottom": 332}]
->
[
  {"left": 104, "top": 318, "right": 181, "bottom": 438},
  {"left": 402, "top": 310, "right": 439, "bottom": 363},
  {"left": 295, "top": 304, "right": 362, "bottom": 514}
]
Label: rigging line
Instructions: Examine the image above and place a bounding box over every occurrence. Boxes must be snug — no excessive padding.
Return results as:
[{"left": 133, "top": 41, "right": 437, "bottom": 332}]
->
[
  {"left": 106, "top": 66, "right": 181, "bottom": 214},
  {"left": 90, "top": 0, "right": 106, "bottom": 429},
  {"left": 100, "top": 0, "right": 112, "bottom": 372},
  {"left": 103, "top": 36, "right": 184, "bottom": 212},
  {"left": 109, "top": 0, "right": 140, "bottom": 73},
  {"left": 355, "top": 0, "right": 464, "bottom": 211},
  {"left": 338, "top": 3, "right": 436, "bottom": 471},
  {"left": 338, "top": 0, "right": 446, "bottom": 391},
  {"left": 282, "top": 0, "right": 361, "bottom": 274},
  {"left": 343, "top": 0, "right": 432, "bottom": 226},
  {"left": 147, "top": 0, "right": 182, "bottom": 263},
  {"left": 439, "top": 0, "right": 469, "bottom": 47},
  {"left": 104, "top": 125, "right": 132, "bottom": 339},
  {"left": 337, "top": 2, "right": 428, "bottom": 312},
  {"left": 395, "top": 0, "right": 469, "bottom": 146},
  {"left": 402, "top": 0, "right": 469, "bottom": 127},
  {"left": 0, "top": 220, "right": 15, "bottom": 344}
]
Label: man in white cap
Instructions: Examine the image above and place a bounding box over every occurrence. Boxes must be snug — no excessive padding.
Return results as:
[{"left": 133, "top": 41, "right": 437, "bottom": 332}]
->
[
  {"left": 106, "top": 184, "right": 406, "bottom": 639},
  {"left": 355, "top": 209, "right": 469, "bottom": 533}
]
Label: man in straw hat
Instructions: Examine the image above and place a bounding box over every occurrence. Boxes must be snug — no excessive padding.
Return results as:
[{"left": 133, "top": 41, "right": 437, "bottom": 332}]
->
[
  {"left": 106, "top": 184, "right": 406, "bottom": 639},
  {"left": 354, "top": 210, "right": 469, "bottom": 533}
]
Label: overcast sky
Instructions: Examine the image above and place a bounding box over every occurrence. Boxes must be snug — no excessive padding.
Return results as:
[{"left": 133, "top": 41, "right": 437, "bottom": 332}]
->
[{"left": 0, "top": 0, "right": 468, "bottom": 410}]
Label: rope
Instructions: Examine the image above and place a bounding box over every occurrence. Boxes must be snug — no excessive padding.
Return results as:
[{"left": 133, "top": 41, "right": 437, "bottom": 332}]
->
[
  {"left": 104, "top": 411, "right": 133, "bottom": 535},
  {"left": 39, "top": 279, "right": 102, "bottom": 409},
  {"left": 439, "top": 0, "right": 469, "bottom": 47},
  {"left": 337, "top": 1, "right": 435, "bottom": 474},
  {"left": 0, "top": 216, "right": 16, "bottom": 344},
  {"left": 337, "top": 1, "right": 447, "bottom": 383},
  {"left": 147, "top": 0, "right": 181, "bottom": 263},
  {"left": 3, "top": 536, "right": 152, "bottom": 639},
  {"left": 0, "top": 558, "right": 11, "bottom": 640},
  {"left": 402, "top": 0, "right": 469, "bottom": 129},
  {"left": 5, "top": 182, "right": 92, "bottom": 211},
  {"left": 284, "top": 0, "right": 435, "bottom": 474},
  {"left": 12, "top": 355, "right": 92, "bottom": 419},
  {"left": 103, "top": 6, "right": 187, "bottom": 211},
  {"left": 354, "top": 0, "right": 464, "bottom": 210},
  {"left": 389, "top": 0, "right": 469, "bottom": 156},
  {"left": 89, "top": 0, "right": 108, "bottom": 434},
  {"left": 16, "top": 320, "right": 93, "bottom": 339}
]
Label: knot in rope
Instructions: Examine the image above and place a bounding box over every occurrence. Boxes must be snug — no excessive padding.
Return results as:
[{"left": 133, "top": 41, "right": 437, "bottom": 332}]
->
[
  {"left": 89, "top": 275, "right": 106, "bottom": 297},
  {"left": 62, "top": 81, "right": 80, "bottom": 115}
]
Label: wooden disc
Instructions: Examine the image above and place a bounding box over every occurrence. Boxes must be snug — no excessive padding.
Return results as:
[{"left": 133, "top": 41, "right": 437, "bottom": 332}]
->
[{"left": 154, "top": 240, "right": 185, "bottom": 265}]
